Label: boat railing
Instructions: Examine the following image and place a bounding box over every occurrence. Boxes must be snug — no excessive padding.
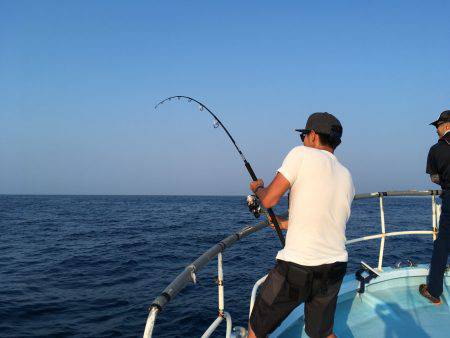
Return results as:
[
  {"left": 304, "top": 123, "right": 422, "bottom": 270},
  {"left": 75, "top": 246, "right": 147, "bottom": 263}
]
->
[
  {"left": 143, "top": 189, "right": 442, "bottom": 338},
  {"left": 348, "top": 190, "right": 441, "bottom": 271},
  {"left": 248, "top": 190, "right": 442, "bottom": 318}
]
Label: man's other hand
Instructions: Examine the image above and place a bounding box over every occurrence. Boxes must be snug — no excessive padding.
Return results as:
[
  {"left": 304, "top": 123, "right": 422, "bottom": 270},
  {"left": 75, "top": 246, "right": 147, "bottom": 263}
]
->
[{"left": 270, "top": 216, "right": 288, "bottom": 230}]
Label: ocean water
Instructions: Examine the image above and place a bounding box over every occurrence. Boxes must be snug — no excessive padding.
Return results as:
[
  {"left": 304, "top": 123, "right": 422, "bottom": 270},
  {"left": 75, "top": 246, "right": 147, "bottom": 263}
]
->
[{"left": 0, "top": 195, "right": 438, "bottom": 337}]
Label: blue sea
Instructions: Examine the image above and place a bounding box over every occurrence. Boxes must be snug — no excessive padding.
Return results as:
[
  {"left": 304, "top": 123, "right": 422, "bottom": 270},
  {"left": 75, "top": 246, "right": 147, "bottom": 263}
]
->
[{"left": 0, "top": 195, "right": 438, "bottom": 337}]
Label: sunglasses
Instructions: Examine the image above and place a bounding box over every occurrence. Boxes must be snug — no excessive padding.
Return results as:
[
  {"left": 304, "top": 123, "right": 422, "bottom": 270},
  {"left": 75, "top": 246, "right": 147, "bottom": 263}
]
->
[{"left": 300, "top": 130, "right": 311, "bottom": 142}]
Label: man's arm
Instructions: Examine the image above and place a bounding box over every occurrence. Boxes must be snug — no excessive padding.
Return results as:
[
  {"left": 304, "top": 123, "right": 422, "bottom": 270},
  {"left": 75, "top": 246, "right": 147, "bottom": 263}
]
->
[
  {"left": 427, "top": 148, "right": 440, "bottom": 185},
  {"left": 249, "top": 172, "right": 291, "bottom": 209},
  {"left": 426, "top": 147, "right": 438, "bottom": 176}
]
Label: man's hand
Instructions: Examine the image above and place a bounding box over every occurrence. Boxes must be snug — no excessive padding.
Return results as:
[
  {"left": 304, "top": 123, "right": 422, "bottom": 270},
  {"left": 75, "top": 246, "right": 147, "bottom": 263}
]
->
[
  {"left": 250, "top": 179, "right": 264, "bottom": 193},
  {"left": 430, "top": 174, "right": 440, "bottom": 185},
  {"left": 270, "top": 216, "right": 288, "bottom": 230},
  {"left": 249, "top": 173, "right": 290, "bottom": 209}
]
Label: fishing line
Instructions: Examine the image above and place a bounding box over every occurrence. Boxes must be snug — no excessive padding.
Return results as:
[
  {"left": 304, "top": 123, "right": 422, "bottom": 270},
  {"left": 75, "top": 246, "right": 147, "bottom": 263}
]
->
[{"left": 155, "top": 95, "right": 285, "bottom": 246}]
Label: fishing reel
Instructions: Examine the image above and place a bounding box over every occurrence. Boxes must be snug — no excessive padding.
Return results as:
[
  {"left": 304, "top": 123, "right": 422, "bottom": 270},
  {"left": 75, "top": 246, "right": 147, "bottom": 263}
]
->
[{"left": 247, "top": 194, "right": 262, "bottom": 218}]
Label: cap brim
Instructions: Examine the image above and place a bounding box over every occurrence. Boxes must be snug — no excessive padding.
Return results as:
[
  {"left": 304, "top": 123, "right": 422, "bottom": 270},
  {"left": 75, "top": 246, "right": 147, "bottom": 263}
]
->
[
  {"left": 295, "top": 129, "right": 309, "bottom": 133},
  {"left": 430, "top": 120, "right": 440, "bottom": 126}
]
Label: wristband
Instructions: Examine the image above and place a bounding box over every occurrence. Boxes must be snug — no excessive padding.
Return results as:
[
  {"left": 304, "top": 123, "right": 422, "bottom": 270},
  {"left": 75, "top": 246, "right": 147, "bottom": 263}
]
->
[{"left": 255, "top": 185, "right": 264, "bottom": 194}]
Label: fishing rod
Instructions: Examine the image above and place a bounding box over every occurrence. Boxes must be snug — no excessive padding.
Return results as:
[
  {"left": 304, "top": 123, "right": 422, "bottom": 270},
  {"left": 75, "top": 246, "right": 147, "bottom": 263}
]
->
[{"left": 155, "top": 95, "right": 285, "bottom": 247}]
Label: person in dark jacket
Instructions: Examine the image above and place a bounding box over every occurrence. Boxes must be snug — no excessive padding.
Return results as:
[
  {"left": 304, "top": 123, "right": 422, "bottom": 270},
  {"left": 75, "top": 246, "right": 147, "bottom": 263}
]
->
[{"left": 420, "top": 110, "right": 450, "bottom": 304}]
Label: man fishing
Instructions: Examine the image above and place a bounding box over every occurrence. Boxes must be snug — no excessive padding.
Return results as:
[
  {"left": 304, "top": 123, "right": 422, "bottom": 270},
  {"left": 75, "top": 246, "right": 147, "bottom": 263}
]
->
[
  {"left": 420, "top": 110, "right": 450, "bottom": 304},
  {"left": 248, "top": 113, "right": 355, "bottom": 338}
]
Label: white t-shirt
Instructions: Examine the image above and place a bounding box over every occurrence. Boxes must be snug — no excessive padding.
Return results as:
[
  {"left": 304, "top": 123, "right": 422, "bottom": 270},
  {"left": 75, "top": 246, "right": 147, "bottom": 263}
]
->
[{"left": 276, "top": 146, "right": 355, "bottom": 266}]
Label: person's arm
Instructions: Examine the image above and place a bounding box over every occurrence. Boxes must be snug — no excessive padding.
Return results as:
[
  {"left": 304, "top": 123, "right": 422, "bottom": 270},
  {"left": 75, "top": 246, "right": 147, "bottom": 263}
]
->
[
  {"left": 426, "top": 147, "right": 439, "bottom": 185},
  {"left": 250, "top": 173, "right": 291, "bottom": 209}
]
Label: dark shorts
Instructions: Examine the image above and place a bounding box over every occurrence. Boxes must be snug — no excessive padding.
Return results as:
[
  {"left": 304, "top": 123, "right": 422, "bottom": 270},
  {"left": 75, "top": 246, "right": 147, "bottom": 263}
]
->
[{"left": 250, "top": 260, "right": 347, "bottom": 338}]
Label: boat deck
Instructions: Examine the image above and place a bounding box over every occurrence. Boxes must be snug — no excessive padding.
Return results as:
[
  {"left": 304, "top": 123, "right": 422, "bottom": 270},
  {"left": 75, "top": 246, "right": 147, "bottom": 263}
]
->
[{"left": 272, "top": 266, "right": 450, "bottom": 338}]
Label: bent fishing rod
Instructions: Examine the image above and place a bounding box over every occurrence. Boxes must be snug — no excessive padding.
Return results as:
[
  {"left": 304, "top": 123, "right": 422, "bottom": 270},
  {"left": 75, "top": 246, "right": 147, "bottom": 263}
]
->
[{"left": 155, "top": 95, "right": 285, "bottom": 247}]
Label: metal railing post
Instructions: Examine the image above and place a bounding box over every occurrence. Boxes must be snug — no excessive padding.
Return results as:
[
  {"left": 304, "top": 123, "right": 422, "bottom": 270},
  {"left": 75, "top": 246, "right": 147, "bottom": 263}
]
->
[
  {"left": 200, "top": 253, "right": 232, "bottom": 338},
  {"left": 201, "top": 311, "right": 232, "bottom": 338},
  {"left": 201, "top": 316, "right": 223, "bottom": 338},
  {"left": 378, "top": 194, "right": 386, "bottom": 271},
  {"left": 143, "top": 307, "right": 159, "bottom": 338},
  {"left": 432, "top": 195, "right": 437, "bottom": 241},
  {"left": 224, "top": 312, "right": 232, "bottom": 338},
  {"left": 218, "top": 252, "right": 224, "bottom": 315},
  {"left": 437, "top": 203, "right": 442, "bottom": 227},
  {"left": 249, "top": 275, "right": 268, "bottom": 318}
]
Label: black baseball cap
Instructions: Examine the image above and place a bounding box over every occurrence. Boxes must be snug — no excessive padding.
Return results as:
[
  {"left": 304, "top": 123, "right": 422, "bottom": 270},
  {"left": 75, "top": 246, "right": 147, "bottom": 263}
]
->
[
  {"left": 295, "top": 112, "right": 343, "bottom": 139},
  {"left": 430, "top": 110, "right": 450, "bottom": 127}
]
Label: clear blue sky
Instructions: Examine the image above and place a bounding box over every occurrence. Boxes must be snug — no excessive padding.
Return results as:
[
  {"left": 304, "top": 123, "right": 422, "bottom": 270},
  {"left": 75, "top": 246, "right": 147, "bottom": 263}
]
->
[{"left": 1, "top": 1, "right": 449, "bottom": 195}]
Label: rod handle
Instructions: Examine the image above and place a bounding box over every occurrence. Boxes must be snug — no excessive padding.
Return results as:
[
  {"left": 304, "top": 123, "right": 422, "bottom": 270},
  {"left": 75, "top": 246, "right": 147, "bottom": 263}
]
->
[
  {"left": 244, "top": 161, "right": 258, "bottom": 181},
  {"left": 267, "top": 208, "right": 286, "bottom": 246},
  {"left": 244, "top": 160, "right": 285, "bottom": 247}
]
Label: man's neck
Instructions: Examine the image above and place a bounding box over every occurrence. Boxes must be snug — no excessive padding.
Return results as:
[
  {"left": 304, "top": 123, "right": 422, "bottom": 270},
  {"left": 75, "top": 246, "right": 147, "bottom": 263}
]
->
[{"left": 308, "top": 144, "right": 334, "bottom": 154}]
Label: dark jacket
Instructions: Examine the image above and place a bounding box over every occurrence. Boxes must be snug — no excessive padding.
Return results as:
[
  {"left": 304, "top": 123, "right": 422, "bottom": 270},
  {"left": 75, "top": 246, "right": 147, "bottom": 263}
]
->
[{"left": 427, "top": 132, "right": 450, "bottom": 190}]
